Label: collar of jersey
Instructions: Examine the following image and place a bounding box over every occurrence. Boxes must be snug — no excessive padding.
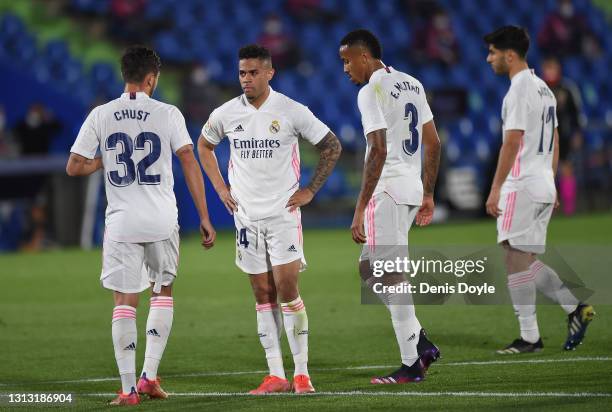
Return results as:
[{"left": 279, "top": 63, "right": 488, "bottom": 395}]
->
[
  {"left": 369, "top": 65, "right": 393, "bottom": 83},
  {"left": 511, "top": 68, "right": 532, "bottom": 85},
  {"left": 120, "top": 91, "right": 150, "bottom": 100},
  {"left": 241, "top": 86, "right": 275, "bottom": 110}
]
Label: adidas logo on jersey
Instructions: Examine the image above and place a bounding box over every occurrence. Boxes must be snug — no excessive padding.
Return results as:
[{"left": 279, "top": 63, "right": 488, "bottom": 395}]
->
[
  {"left": 233, "top": 124, "right": 244, "bottom": 132},
  {"left": 146, "top": 329, "right": 161, "bottom": 337},
  {"left": 287, "top": 245, "right": 297, "bottom": 252},
  {"left": 124, "top": 342, "right": 136, "bottom": 351}
]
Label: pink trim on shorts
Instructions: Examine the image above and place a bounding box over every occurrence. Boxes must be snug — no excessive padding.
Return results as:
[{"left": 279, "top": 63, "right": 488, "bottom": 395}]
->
[
  {"left": 367, "top": 197, "right": 376, "bottom": 253},
  {"left": 502, "top": 192, "right": 517, "bottom": 232}
]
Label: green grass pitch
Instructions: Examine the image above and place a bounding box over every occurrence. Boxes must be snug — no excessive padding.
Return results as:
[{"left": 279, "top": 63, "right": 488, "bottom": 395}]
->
[{"left": 1, "top": 214, "right": 611, "bottom": 411}]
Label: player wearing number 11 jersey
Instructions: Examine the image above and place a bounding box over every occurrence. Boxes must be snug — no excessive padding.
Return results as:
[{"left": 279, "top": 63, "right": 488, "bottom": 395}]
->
[
  {"left": 483, "top": 26, "right": 594, "bottom": 355},
  {"left": 66, "top": 46, "right": 216, "bottom": 405},
  {"left": 339, "top": 29, "right": 441, "bottom": 384}
]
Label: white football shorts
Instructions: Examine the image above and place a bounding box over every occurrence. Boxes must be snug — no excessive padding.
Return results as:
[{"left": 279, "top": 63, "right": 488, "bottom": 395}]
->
[
  {"left": 497, "top": 190, "right": 553, "bottom": 254},
  {"left": 100, "top": 226, "right": 180, "bottom": 293},
  {"left": 360, "top": 191, "right": 419, "bottom": 263},
  {"left": 234, "top": 206, "right": 306, "bottom": 274}
]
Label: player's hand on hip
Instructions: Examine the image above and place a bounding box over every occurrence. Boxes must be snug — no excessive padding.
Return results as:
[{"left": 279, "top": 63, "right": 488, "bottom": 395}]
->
[
  {"left": 218, "top": 186, "right": 238, "bottom": 215},
  {"left": 351, "top": 210, "right": 367, "bottom": 244},
  {"left": 200, "top": 218, "right": 216, "bottom": 249},
  {"left": 416, "top": 194, "right": 434, "bottom": 226},
  {"left": 286, "top": 188, "right": 314, "bottom": 212},
  {"left": 486, "top": 187, "right": 502, "bottom": 217}
]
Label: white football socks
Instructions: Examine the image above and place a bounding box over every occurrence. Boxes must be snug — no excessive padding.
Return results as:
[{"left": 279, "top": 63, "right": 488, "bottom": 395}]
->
[
  {"left": 531, "top": 260, "right": 579, "bottom": 314},
  {"left": 141, "top": 296, "right": 174, "bottom": 380},
  {"left": 508, "top": 270, "right": 539, "bottom": 343},
  {"left": 256, "top": 302, "right": 286, "bottom": 379},
  {"left": 281, "top": 297, "right": 309, "bottom": 377},
  {"left": 366, "top": 278, "right": 421, "bottom": 367},
  {"left": 112, "top": 305, "right": 137, "bottom": 394}
]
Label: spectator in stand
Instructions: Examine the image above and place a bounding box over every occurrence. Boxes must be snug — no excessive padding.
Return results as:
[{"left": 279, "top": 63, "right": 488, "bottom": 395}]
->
[
  {"left": 541, "top": 56, "right": 584, "bottom": 215},
  {"left": 538, "top": 0, "right": 601, "bottom": 59},
  {"left": 412, "top": 7, "right": 460, "bottom": 67},
  {"left": 181, "top": 63, "right": 226, "bottom": 126},
  {"left": 257, "top": 14, "right": 301, "bottom": 70},
  {"left": 109, "top": 0, "right": 149, "bottom": 43},
  {"left": 285, "top": 0, "right": 339, "bottom": 23},
  {"left": 0, "top": 106, "right": 18, "bottom": 158},
  {"left": 14, "top": 104, "right": 63, "bottom": 251}
]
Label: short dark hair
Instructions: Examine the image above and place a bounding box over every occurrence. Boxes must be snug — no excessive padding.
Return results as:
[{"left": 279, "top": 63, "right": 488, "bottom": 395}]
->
[
  {"left": 340, "top": 29, "right": 382, "bottom": 59},
  {"left": 120, "top": 46, "right": 161, "bottom": 83},
  {"left": 238, "top": 44, "right": 272, "bottom": 63},
  {"left": 483, "top": 26, "right": 530, "bottom": 58}
]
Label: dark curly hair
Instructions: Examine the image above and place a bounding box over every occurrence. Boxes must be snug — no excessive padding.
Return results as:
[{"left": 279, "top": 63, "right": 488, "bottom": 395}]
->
[
  {"left": 238, "top": 44, "right": 272, "bottom": 63},
  {"left": 120, "top": 46, "right": 161, "bottom": 83}
]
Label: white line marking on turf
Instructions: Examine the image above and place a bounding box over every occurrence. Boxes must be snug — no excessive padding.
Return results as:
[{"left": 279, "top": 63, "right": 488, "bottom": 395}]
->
[
  {"left": 71, "top": 391, "right": 612, "bottom": 398},
  {"left": 1, "top": 357, "right": 610, "bottom": 387}
]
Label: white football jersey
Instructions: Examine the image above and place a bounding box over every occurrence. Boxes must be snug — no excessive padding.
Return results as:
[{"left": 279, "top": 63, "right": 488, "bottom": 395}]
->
[
  {"left": 201, "top": 87, "right": 329, "bottom": 221},
  {"left": 501, "top": 69, "right": 558, "bottom": 203},
  {"left": 358, "top": 66, "right": 433, "bottom": 206},
  {"left": 71, "top": 92, "right": 193, "bottom": 243}
]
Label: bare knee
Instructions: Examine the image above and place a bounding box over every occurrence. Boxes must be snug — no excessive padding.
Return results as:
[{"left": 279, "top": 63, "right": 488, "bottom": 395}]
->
[
  {"left": 250, "top": 273, "right": 277, "bottom": 304},
  {"left": 151, "top": 284, "right": 172, "bottom": 298},
  {"left": 113, "top": 291, "right": 139, "bottom": 308}
]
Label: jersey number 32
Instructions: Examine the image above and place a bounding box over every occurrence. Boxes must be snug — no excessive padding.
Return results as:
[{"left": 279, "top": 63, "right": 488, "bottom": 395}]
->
[{"left": 105, "top": 132, "right": 161, "bottom": 186}]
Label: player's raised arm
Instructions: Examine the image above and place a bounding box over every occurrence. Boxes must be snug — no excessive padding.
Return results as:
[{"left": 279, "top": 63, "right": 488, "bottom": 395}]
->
[
  {"left": 352, "top": 128, "right": 387, "bottom": 243},
  {"left": 416, "top": 120, "right": 441, "bottom": 226},
  {"left": 286, "top": 131, "right": 342, "bottom": 211},
  {"left": 197, "top": 135, "right": 237, "bottom": 214},
  {"left": 66, "top": 152, "right": 103, "bottom": 176},
  {"left": 176, "top": 143, "right": 216, "bottom": 249},
  {"left": 486, "top": 129, "right": 523, "bottom": 217}
]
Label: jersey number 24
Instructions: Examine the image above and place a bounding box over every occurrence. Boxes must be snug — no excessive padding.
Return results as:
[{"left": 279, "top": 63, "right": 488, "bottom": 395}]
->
[
  {"left": 105, "top": 132, "right": 161, "bottom": 186},
  {"left": 402, "top": 103, "right": 419, "bottom": 156}
]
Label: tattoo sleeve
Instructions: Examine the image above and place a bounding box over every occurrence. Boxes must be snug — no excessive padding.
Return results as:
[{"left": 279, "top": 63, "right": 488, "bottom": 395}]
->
[
  {"left": 422, "top": 142, "right": 440, "bottom": 196},
  {"left": 307, "top": 132, "right": 342, "bottom": 194},
  {"left": 356, "top": 129, "right": 387, "bottom": 212},
  {"left": 422, "top": 121, "right": 441, "bottom": 196}
]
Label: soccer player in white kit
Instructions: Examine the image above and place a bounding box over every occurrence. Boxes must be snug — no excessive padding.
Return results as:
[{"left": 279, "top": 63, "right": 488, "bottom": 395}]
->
[
  {"left": 483, "top": 26, "right": 595, "bottom": 354},
  {"left": 198, "top": 45, "right": 341, "bottom": 394},
  {"left": 66, "top": 46, "right": 216, "bottom": 405},
  {"left": 339, "top": 29, "right": 442, "bottom": 384}
]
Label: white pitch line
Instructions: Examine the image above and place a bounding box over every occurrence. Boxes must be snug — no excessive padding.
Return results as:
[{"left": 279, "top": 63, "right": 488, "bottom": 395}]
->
[
  {"left": 0, "top": 357, "right": 609, "bottom": 387},
  {"left": 74, "top": 391, "right": 612, "bottom": 398}
]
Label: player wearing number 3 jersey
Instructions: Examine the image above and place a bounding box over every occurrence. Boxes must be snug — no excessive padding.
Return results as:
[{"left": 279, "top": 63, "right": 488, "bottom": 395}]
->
[
  {"left": 484, "top": 26, "right": 594, "bottom": 355},
  {"left": 67, "top": 46, "right": 216, "bottom": 405},
  {"left": 339, "top": 30, "right": 441, "bottom": 384}
]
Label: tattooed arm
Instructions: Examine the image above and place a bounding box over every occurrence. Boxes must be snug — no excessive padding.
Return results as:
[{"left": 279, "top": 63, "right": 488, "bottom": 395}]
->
[
  {"left": 351, "top": 128, "right": 387, "bottom": 243},
  {"left": 416, "top": 120, "right": 441, "bottom": 226},
  {"left": 286, "top": 132, "right": 342, "bottom": 211},
  {"left": 66, "top": 153, "right": 103, "bottom": 176}
]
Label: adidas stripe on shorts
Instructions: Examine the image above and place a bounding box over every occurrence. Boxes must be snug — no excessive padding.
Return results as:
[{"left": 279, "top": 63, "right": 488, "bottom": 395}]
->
[{"left": 496, "top": 189, "right": 553, "bottom": 255}]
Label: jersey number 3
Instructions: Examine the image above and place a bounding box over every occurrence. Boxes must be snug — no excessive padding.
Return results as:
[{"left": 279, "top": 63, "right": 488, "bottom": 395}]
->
[
  {"left": 402, "top": 103, "right": 419, "bottom": 156},
  {"left": 105, "top": 132, "right": 161, "bottom": 186}
]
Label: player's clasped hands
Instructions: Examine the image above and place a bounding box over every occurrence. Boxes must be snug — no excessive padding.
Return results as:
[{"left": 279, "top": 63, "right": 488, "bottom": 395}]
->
[
  {"left": 286, "top": 188, "right": 314, "bottom": 212},
  {"left": 218, "top": 185, "right": 238, "bottom": 215}
]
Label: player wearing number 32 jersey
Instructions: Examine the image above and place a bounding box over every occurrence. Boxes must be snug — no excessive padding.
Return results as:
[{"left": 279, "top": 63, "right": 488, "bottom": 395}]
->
[
  {"left": 484, "top": 26, "right": 594, "bottom": 356},
  {"left": 67, "top": 46, "right": 216, "bottom": 405},
  {"left": 339, "top": 29, "right": 441, "bottom": 385}
]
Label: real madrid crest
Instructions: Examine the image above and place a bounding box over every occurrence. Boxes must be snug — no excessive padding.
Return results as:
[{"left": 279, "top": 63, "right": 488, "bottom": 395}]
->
[{"left": 269, "top": 120, "right": 280, "bottom": 134}]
